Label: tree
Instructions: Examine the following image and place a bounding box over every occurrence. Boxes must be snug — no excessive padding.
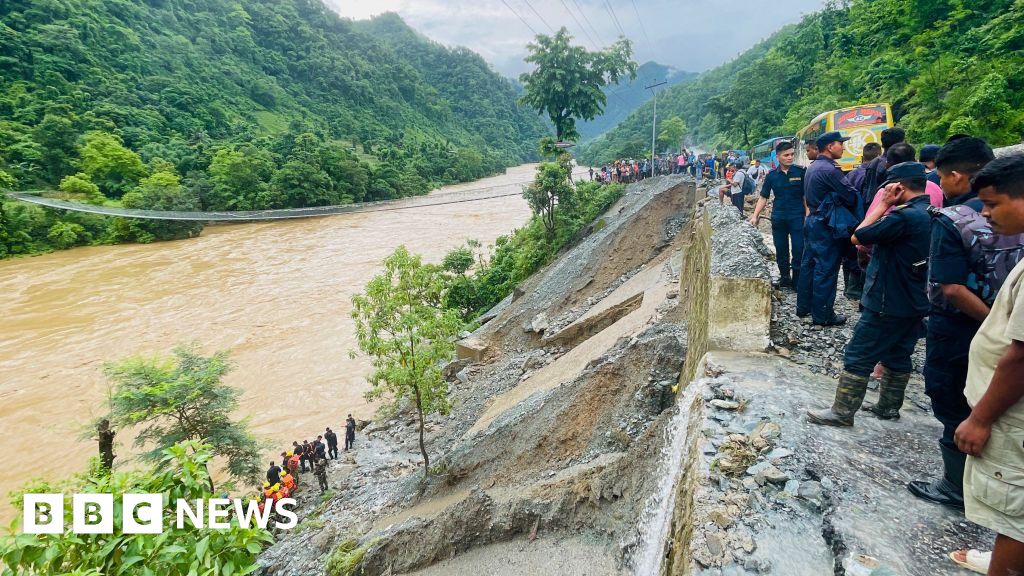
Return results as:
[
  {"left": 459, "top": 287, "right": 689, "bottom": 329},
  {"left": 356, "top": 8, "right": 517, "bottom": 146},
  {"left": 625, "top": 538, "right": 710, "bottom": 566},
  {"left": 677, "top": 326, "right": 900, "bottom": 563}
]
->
[
  {"left": 33, "top": 113, "right": 79, "bottom": 182},
  {"left": 77, "top": 131, "right": 147, "bottom": 197},
  {"left": 115, "top": 171, "right": 204, "bottom": 242},
  {"left": 519, "top": 28, "right": 637, "bottom": 142},
  {"left": 351, "top": 247, "right": 463, "bottom": 471},
  {"left": 523, "top": 161, "right": 574, "bottom": 238},
  {"left": 0, "top": 442, "right": 273, "bottom": 576},
  {"left": 207, "top": 147, "right": 275, "bottom": 210},
  {"left": 58, "top": 172, "right": 106, "bottom": 205},
  {"left": 658, "top": 116, "right": 687, "bottom": 152},
  {"left": 104, "top": 345, "right": 263, "bottom": 487}
]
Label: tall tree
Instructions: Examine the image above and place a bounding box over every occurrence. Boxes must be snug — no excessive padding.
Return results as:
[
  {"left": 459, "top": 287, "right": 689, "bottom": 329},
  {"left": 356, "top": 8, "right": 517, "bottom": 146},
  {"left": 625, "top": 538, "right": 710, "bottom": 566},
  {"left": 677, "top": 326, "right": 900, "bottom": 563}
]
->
[
  {"left": 351, "top": 247, "right": 463, "bottom": 471},
  {"left": 104, "top": 345, "right": 263, "bottom": 488},
  {"left": 658, "top": 116, "right": 687, "bottom": 152},
  {"left": 519, "top": 28, "right": 637, "bottom": 142}
]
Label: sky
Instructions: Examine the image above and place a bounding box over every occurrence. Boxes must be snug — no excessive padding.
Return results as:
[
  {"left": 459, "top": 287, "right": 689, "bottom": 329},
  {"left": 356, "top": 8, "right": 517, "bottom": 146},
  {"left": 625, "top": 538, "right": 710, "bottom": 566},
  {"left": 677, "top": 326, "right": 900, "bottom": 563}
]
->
[{"left": 323, "top": 0, "right": 828, "bottom": 77}]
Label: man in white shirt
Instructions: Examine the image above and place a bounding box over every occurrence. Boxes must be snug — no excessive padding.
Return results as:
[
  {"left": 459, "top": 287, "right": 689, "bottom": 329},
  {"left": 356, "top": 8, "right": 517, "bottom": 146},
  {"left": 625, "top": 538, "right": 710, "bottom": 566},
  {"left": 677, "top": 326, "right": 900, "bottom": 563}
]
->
[{"left": 955, "top": 154, "right": 1024, "bottom": 576}]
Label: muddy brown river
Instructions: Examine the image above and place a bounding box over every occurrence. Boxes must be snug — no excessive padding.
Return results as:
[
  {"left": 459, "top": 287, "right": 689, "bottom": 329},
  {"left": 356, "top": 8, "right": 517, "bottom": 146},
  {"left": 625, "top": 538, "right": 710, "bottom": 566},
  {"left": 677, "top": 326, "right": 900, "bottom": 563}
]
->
[{"left": 0, "top": 164, "right": 561, "bottom": 522}]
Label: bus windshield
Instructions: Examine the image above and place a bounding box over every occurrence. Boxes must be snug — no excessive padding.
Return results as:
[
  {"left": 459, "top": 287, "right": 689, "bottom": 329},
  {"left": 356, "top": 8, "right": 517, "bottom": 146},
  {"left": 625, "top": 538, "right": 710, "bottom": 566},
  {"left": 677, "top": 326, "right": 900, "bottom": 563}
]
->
[{"left": 833, "top": 105, "right": 888, "bottom": 129}]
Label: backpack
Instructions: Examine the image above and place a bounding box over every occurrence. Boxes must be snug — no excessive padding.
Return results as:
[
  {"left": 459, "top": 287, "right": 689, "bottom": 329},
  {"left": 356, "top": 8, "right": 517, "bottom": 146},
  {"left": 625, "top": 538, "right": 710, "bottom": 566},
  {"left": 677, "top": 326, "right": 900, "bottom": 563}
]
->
[
  {"left": 740, "top": 171, "right": 755, "bottom": 196},
  {"left": 928, "top": 204, "right": 1024, "bottom": 309}
]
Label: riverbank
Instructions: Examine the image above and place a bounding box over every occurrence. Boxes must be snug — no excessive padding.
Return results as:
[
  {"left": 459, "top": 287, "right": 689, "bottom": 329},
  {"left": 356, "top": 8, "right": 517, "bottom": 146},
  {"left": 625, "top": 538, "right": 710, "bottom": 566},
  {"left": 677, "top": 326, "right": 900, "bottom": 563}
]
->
[{"left": 0, "top": 164, "right": 562, "bottom": 524}]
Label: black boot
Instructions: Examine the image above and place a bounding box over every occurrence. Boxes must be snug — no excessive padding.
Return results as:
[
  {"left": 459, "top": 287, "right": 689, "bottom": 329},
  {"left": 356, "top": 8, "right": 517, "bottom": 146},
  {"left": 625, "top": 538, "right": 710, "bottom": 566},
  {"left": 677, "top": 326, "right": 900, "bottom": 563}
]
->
[
  {"left": 778, "top": 269, "right": 792, "bottom": 288},
  {"left": 907, "top": 444, "right": 965, "bottom": 511}
]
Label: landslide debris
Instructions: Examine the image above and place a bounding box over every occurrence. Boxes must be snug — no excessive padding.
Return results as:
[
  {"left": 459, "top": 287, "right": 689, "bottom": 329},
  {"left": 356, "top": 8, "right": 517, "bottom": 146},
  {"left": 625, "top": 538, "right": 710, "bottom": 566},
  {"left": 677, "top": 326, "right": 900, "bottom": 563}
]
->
[{"left": 257, "top": 174, "right": 701, "bottom": 575}]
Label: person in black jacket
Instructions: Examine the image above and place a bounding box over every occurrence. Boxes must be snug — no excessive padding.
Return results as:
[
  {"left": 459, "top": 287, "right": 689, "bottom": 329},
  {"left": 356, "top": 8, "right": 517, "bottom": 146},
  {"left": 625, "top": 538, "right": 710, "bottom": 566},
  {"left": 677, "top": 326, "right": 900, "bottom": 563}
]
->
[
  {"left": 807, "top": 162, "right": 933, "bottom": 426},
  {"left": 325, "top": 427, "right": 339, "bottom": 460},
  {"left": 345, "top": 414, "right": 356, "bottom": 451},
  {"left": 266, "top": 461, "right": 281, "bottom": 486}
]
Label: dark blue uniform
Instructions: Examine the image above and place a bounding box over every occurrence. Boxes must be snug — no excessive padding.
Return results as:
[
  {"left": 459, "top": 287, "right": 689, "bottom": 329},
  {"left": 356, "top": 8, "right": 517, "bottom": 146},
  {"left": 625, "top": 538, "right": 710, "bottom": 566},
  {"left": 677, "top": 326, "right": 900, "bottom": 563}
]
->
[
  {"left": 796, "top": 157, "right": 860, "bottom": 323},
  {"left": 842, "top": 194, "right": 932, "bottom": 375},
  {"left": 760, "top": 165, "right": 806, "bottom": 285},
  {"left": 924, "top": 191, "right": 983, "bottom": 451}
]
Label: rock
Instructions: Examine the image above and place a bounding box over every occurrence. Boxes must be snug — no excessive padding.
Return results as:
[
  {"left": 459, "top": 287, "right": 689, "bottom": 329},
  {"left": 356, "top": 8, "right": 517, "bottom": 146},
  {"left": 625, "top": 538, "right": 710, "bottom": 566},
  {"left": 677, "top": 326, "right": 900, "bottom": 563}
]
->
[
  {"left": 797, "top": 480, "right": 823, "bottom": 507},
  {"left": 755, "top": 422, "right": 781, "bottom": 441},
  {"left": 756, "top": 465, "right": 790, "bottom": 485},
  {"left": 783, "top": 479, "right": 800, "bottom": 496},
  {"left": 706, "top": 532, "right": 726, "bottom": 557},
  {"left": 732, "top": 533, "right": 757, "bottom": 554},
  {"left": 765, "top": 448, "right": 792, "bottom": 460},
  {"left": 710, "top": 399, "right": 741, "bottom": 410},
  {"left": 525, "top": 312, "right": 549, "bottom": 333},
  {"left": 709, "top": 508, "right": 734, "bottom": 529},
  {"left": 746, "top": 461, "right": 771, "bottom": 476}
]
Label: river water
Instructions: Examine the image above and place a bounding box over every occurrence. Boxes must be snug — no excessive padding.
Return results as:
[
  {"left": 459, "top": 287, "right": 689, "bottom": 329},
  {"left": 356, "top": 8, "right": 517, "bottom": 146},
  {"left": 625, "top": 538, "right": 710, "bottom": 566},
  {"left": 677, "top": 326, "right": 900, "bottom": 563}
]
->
[{"left": 0, "top": 164, "right": 557, "bottom": 522}]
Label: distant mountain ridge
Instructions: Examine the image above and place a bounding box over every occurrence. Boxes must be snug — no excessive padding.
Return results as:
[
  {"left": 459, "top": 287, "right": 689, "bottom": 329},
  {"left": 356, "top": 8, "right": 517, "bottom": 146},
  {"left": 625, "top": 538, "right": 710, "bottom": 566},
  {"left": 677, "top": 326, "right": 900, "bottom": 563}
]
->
[{"left": 577, "top": 61, "right": 696, "bottom": 142}]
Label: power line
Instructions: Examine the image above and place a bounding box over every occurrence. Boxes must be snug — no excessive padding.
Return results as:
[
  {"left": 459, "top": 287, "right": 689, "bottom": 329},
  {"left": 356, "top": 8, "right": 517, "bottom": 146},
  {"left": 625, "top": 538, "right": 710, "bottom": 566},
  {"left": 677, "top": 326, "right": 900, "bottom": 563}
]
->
[
  {"left": 521, "top": 0, "right": 556, "bottom": 34},
  {"left": 629, "top": 0, "right": 651, "bottom": 44},
  {"left": 499, "top": 0, "right": 539, "bottom": 36},
  {"left": 558, "top": 0, "right": 599, "bottom": 48},
  {"left": 571, "top": 0, "right": 608, "bottom": 46},
  {"left": 603, "top": 0, "right": 627, "bottom": 38}
]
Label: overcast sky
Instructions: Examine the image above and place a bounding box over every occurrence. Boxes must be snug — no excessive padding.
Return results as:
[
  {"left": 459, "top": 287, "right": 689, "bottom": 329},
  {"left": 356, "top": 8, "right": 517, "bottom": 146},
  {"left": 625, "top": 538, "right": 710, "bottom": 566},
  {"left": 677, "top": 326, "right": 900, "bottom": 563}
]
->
[{"left": 324, "top": 0, "right": 827, "bottom": 77}]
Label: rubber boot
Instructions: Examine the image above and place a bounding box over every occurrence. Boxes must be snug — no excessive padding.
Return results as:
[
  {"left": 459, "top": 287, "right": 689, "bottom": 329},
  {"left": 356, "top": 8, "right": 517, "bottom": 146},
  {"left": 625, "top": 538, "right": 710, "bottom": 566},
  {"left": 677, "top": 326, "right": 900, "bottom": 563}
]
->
[
  {"left": 807, "top": 371, "right": 869, "bottom": 427},
  {"left": 907, "top": 444, "right": 966, "bottom": 511},
  {"left": 862, "top": 371, "right": 911, "bottom": 420},
  {"left": 778, "top": 269, "right": 792, "bottom": 288},
  {"left": 844, "top": 269, "right": 864, "bottom": 301}
]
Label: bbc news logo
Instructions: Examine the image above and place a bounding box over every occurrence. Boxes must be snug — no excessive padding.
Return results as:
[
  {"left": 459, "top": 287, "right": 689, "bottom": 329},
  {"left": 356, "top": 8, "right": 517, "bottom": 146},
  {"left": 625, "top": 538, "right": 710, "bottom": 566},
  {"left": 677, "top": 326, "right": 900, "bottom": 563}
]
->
[{"left": 23, "top": 494, "right": 298, "bottom": 534}]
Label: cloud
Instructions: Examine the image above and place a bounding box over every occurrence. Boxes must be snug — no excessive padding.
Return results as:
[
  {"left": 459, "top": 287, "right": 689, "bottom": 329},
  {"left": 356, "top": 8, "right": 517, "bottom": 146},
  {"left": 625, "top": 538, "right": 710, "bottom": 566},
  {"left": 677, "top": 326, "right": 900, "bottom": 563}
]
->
[{"left": 324, "top": 0, "right": 827, "bottom": 76}]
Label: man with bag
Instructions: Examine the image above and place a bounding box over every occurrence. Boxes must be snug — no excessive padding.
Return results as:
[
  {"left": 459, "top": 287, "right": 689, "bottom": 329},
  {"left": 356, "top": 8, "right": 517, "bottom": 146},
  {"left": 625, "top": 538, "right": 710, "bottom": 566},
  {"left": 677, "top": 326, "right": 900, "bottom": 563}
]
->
[{"left": 796, "top": 131, "right": 863, "bottom": 326}]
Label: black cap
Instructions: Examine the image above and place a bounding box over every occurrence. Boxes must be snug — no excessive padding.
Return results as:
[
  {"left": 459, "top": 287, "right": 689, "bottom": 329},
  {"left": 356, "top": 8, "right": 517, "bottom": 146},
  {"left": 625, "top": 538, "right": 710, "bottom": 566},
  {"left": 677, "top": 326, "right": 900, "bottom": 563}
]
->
[
  {"left": 919, "top": 144, "right": 941, "bottom": 162},
  {"left": 881, "top": 162, "right": 927, "bottom": 186},
  {"left": 815, "top": 131, "right": 850, "bottom": 149}
]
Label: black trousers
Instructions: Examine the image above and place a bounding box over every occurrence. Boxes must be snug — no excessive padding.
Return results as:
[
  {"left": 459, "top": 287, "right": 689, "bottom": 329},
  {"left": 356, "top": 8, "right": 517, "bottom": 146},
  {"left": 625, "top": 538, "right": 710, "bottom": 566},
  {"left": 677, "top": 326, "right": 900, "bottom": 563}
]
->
[
  {"left": 328, "top": 443, "right": 338, "bottom": 459},
  {"left": 924, "top": 315, "right": 978, "bottom": 451},
  {"left": 345, "top": 432, "right": 354, "bottom": 450},
  {"left": 843, "top": 309, "right": 922, "bottom": 376}
]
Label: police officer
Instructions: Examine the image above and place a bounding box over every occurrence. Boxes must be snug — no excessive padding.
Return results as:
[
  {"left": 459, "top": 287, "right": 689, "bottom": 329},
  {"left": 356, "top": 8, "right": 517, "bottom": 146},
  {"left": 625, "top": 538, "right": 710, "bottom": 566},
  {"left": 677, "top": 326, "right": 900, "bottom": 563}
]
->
[
  {"left": 807, "top": 162, "right": 933, "bottom": 426},
  {"left": 750, "top": 140, "right": 806, "bottom": 288},
  {"left": 796, "top": 131, "right": 860, "bottom": 326},
  {"left": 909, "top": 137, "right": 1008, "bottom": 509}
]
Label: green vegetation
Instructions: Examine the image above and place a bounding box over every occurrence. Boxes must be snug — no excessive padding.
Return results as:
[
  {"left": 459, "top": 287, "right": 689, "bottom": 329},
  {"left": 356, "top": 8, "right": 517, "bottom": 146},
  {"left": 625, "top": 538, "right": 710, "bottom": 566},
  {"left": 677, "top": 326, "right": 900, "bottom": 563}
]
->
[
  {"left": 0, "top": 442, "right": 273, "bottom": 576},
  {"left": 0, "top": 1, "right": 546, "bottom": 258},
  {"left": 580, "top": 0, "right": 1024, "bottom": 162},
  {"left": 444, "top": 169, "right": 625, "bottom": 320},
  {"left": 351, "top": 247, "right": 464, "bottom": 471},
  {"left": 104, "top": 345, "right": 263, "bottom": 488},
  {"left": 325, "top": 538, "right": 375, "bottom": 576},
  {"left": 519, "top": 28, "right": 637, "bottom": 142}
]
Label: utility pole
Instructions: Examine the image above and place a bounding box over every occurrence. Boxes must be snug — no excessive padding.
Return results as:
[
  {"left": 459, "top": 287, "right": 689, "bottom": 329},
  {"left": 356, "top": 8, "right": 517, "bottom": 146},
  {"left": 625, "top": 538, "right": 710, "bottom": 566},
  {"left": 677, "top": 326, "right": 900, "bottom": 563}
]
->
[{"left": 646, "top": 80, "right": 668, "bottom": 178}]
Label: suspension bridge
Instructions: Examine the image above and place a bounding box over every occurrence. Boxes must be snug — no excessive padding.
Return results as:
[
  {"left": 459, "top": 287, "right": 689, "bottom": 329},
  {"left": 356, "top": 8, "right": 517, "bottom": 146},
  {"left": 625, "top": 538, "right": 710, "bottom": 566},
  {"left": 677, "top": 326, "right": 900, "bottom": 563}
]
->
[{"left": 3, "top": 177, "right": 541, "bottom": 222}]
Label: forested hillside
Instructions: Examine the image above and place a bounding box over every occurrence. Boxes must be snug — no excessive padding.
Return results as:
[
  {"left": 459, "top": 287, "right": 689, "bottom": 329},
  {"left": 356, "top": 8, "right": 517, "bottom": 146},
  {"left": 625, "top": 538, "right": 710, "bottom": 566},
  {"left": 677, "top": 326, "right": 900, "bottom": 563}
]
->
[
  {"left": 580, "top": 0, "right": 1024, "bottom": 163},
  {"left": 0, "top": 0, "right": 546, "bottom": 256},
  {"left": 575, "top": 61, "right": 695, "bottom": 142}
]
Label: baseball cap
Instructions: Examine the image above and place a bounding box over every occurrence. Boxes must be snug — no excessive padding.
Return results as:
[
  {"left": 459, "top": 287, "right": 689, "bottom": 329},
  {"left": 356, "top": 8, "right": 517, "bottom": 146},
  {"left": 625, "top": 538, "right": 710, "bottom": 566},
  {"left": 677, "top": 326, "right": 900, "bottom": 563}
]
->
[
  {"left": 815, "top": 131, "right": 851, "bottom": 149},
  {"left": 881, "top": 162, "right": 927, "bottom": 186},
  {"left": 919, "top": 144, "right": 941, "bottom": 163}
]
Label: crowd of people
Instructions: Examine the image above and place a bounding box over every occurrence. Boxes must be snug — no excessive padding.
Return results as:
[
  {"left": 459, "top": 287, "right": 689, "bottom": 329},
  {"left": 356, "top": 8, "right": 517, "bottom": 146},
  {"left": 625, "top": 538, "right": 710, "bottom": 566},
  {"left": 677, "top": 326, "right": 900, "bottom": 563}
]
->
[
  {"left": 587, "top": 149, "right": 726, "bottom": 185},
  {"left": 743, "top": 126, "right": 1024, "bottom": 574},
  {"left": 260, "top": 414, "right": 358, "bottom": 507}
]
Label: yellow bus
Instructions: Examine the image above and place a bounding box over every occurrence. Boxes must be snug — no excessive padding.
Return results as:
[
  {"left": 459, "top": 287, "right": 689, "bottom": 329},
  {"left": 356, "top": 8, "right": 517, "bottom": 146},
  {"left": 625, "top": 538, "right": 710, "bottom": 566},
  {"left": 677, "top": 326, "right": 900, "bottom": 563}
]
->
[{"left": 795, "top": 103, "right": 894, "bottom": 172}]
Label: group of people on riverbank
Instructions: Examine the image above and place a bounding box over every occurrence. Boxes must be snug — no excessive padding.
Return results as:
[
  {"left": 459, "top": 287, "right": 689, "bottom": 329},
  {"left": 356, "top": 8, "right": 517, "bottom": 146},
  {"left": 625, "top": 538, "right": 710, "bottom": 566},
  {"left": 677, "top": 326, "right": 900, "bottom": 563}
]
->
[
  {"left": 261, "top": 414, "right": 358, "bottom": 503},
  {"left": 746, "top": 126, "right": 1024, "bottom": 574}
]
